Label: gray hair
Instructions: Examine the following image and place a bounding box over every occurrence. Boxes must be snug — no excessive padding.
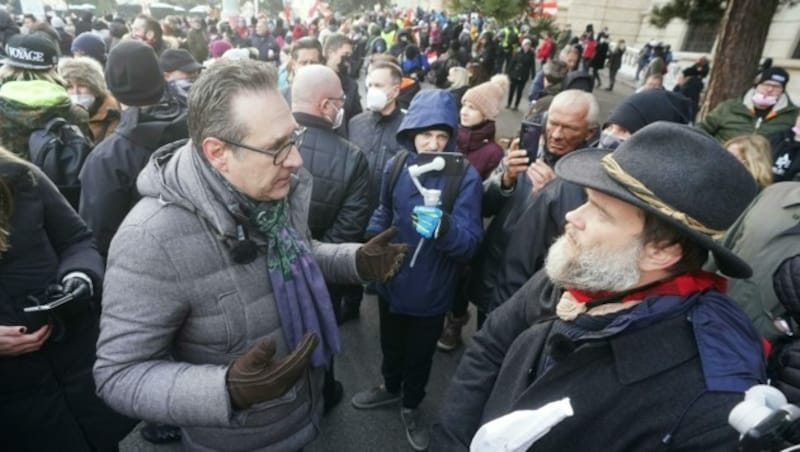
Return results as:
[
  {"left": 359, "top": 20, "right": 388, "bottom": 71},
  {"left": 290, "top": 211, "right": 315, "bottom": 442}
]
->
[
  {"left": 187, "top": 59, "right": 278, "bottom": 153},
  {"left": 549, "top": 89, "right": 601, "bottom": 129},
  {"left": 542, "top": 60, "right": 569, "bottom": 85}
]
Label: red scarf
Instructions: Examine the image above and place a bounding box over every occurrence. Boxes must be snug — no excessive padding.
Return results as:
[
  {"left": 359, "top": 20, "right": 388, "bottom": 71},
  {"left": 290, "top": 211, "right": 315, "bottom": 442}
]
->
[
  {"left": 567, "top": 271, "right": 728, "bottom": 305},
  {"left": 566, "top": 271, "right": 775, "bottom": 356}
]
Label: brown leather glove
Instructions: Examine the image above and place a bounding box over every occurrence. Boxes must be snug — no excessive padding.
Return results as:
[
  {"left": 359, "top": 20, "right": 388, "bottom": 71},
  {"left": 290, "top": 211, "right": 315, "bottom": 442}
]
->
[
  {"left": 356, "top": 227, "right": 408, "bottom": 283},
  {"left": 226, "top": 333, "right": 319, "bottom": 410}
]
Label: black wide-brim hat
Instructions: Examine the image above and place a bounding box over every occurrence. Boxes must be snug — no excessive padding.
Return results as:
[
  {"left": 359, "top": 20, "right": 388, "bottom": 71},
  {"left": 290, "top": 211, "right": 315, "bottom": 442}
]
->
[{"left": 555, "top": 121, "right": 758, "bottom": 279}]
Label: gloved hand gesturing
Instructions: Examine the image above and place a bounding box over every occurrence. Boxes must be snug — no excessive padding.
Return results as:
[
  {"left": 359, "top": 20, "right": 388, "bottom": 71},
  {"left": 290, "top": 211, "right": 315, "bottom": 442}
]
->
[
  {"left": 412, "top": 206, "right": 450, "bottom": 239},
  {"left": 226, "top": 333, "right": 319, "bottom": 410},
  {"left": 356, "top": 226, "right": 408, "bottom": 283}
]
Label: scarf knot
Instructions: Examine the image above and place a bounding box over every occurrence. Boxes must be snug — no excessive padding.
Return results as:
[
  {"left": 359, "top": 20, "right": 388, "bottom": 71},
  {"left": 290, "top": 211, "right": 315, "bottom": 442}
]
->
[{"left": 252, "top": 200, "right": 305, "bottom": 280}]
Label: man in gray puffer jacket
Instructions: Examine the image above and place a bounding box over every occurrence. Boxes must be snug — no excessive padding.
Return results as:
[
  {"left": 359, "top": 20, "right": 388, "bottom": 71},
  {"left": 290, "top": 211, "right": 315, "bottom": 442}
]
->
[{"left": 93, "top": 59, "right": 407, "bottom": 452}]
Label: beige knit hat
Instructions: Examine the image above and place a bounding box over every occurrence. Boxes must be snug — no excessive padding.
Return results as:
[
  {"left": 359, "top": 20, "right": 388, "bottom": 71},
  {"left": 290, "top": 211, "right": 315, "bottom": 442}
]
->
[{"left": 461, "top": 74, "right": 510, "bottom": 121}]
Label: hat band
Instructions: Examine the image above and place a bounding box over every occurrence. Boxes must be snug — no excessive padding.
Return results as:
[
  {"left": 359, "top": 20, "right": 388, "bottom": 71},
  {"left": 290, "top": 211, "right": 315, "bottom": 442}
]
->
[{"left": 600, "top": 154, "right": 725, "bottom": 239}]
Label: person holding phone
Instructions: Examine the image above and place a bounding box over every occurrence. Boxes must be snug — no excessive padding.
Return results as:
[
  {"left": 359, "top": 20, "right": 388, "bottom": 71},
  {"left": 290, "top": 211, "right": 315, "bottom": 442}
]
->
[
  {"left": 469, "top": 90, "right": 600, "bottom": 328},
  {"left": 0, "top": 146, "right": 135, "bottom": 450}
]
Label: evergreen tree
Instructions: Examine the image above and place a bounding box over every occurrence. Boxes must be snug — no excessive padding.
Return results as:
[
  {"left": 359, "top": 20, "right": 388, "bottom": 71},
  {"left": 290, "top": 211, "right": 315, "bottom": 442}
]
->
[
  {"left": 449, "top": 0, "right": 528, "bottom": 22},
  {"left": 649, "top": 0, "right": 726, "bottom": 28}
]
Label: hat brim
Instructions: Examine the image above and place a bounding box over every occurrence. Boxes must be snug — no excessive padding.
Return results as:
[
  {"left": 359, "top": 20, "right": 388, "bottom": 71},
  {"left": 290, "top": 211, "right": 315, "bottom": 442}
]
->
[
  {"left": 178, "top": 61, "right": 203, "bottom": 73},
  {"left": 1, "top": 58, "right": 54, "bottom": 70},
  {"left": 555, "top": 148, "right": 752, "bottom": 279}
]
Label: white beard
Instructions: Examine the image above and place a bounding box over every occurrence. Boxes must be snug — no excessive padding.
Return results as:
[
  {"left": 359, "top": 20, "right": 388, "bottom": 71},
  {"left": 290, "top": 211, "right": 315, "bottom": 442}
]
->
[{"left": 545, "top": 233, "right": 643, "bottom": 292}]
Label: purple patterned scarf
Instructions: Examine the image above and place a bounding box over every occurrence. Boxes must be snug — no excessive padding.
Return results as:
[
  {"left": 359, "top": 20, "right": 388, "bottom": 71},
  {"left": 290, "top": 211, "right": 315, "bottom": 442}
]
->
[{"left": 249, "top": 198, "right": 340, "bottom": 367}]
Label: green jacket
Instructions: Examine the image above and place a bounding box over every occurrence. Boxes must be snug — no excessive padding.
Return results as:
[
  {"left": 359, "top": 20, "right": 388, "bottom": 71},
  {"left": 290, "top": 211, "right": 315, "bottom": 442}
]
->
[
  {"left": 0, "top": 80, "right": 89, "bottom": 159},
  {"left": 699, "top": 89, "right": 798, "bottom": 143},
  {"left": 718, "top": 182, "right": 800, "bottom": 341}
]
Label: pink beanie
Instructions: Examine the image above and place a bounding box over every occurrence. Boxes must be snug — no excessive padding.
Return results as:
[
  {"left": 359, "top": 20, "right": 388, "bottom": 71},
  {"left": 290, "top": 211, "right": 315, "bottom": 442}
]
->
[{"left": 209, "top": 40, "right": 233, "bottom": 58}]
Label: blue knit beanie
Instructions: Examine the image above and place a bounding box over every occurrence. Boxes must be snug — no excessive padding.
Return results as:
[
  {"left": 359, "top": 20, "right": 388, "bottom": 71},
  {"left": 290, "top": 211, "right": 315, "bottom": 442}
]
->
[{"left": 71, "top": 32, "right": 106, "bottom": 65}]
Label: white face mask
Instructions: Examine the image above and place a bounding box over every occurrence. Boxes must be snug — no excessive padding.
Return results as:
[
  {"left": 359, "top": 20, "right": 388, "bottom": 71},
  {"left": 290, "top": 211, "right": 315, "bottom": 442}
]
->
[
  {"left": 366, "top": 87, "right": 389, "bottom": 111},
  {"left": 332, "top": 104, "right": 344, "bottom": 129},
  {"left": 752, "top": 92, "right": 778, "bottom": 108},
  {"left": 70, "top": 94, "right": 96, "bottom": 110}
]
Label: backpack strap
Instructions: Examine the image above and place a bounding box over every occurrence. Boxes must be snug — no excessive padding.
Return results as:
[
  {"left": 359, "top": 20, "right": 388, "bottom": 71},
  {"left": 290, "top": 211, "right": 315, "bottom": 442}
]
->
[
  {"left": 44, "top": 117, "right": 67, "bottom": 134},
  {"left": 384, "top": 150, "right": 410, "bottom": 216}
]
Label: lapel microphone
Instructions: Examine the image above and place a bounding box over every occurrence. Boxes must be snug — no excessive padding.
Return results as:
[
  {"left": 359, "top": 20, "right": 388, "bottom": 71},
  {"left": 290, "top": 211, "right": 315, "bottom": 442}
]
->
[{"left": 230, "top": 224, "right": 258, "bottom": 265}]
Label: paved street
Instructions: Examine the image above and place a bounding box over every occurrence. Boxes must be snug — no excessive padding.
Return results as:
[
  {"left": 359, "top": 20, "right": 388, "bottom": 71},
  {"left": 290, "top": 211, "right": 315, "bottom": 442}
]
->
[{"left": 119, "top": 73, "right": 635, "bottom": 452}]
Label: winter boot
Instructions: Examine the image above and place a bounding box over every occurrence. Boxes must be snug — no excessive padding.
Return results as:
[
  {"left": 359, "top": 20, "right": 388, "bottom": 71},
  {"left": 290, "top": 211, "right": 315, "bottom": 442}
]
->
[{"left": 436, "top": 311, "right": 470, "bottom": 352}]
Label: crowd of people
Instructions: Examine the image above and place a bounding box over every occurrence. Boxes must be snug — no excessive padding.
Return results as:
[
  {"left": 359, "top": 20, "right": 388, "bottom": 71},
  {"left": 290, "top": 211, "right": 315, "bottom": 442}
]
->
[{"left": 1, "top": 3, "right": 800, "bottom": 452}]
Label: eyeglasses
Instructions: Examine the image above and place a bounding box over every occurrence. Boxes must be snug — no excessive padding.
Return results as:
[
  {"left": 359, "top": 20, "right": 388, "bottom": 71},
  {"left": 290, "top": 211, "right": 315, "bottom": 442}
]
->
[
  {"left": 218, "top": 127, "right": 306, "bottom": 165},
  {"left": 327, "top": 94, "right": 347, "bottom": 105}
]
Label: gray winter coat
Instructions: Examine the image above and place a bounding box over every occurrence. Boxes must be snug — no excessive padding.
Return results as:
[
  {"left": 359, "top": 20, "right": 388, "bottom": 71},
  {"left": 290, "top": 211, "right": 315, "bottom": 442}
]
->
[{"left": 94, "top": 141, "right": 362, "bottom": 452}]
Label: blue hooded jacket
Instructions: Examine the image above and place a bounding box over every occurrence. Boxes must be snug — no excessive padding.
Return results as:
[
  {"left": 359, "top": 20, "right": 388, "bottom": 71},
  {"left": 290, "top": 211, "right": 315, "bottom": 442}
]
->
[{"left": 367, "top": 89, "right": 483, "bottom": 316}]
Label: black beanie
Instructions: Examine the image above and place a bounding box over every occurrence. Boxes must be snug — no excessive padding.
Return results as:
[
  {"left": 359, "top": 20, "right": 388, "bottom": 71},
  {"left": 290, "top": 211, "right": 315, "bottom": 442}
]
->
[
  {"left": 756, "top": 66, "right": 789, "bottom": 89},
  {"left": 105, "top": 40, "right": 165, "bottom": 107},
  {"left": 606, "top": 89, "right": 692, "bottom": 134}
]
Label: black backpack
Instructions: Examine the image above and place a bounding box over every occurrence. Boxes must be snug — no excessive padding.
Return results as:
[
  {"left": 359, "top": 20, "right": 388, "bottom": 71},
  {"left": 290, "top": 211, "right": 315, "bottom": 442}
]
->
[{"left": 28, "top": 117, "right": 92, "bottom": 210}]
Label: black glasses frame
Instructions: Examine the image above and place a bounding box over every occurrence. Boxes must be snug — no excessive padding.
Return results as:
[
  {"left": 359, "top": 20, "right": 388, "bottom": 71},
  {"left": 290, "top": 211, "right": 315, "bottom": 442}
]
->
[{"left": 218, "top": 127, "right": 306, "bottom": 165}]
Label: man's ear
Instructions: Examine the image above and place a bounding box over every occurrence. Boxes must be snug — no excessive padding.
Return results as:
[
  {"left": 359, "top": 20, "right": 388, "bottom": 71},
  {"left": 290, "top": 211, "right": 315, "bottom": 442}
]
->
[
  {"left": 584, "top": 126, "right": 599, "bottom": 144},
  {"left": 202, "top": 137, "right": 229, "bottom": 173},
  {"left": 640, "top": 240, "right": 682, "bottom": 273}
]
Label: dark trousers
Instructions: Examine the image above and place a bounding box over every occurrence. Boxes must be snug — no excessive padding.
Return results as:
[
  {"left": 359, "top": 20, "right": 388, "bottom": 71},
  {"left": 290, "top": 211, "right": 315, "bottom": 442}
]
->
[
  {"left": 451, "top": 293, "right": 469, "bottom": 318},
  {"left": 504, "top": 49, "right": 513, "bottom": 74},
  {"left": 327, "top": 284, "right": 363, "bottom": 319},
  {"left": 591, "top": 67, "right": 602, "bottom": 87},
  {"left": 508, "top": 78, "right": 526, "bottom": 109},
  {"left": 378, "top": 297, "right": 445, "bottom": 409},
  {"left": 608, "top": 67, "right": 619, "bottom": 89},
  {"left": 450, "top": 271, "right": 471, "bottom": 318}
]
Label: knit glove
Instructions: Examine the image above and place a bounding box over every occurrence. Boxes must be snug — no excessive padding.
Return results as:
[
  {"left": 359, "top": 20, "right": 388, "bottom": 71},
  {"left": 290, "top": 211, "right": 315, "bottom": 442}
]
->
[
  {"left": 412, "top": 206, "right": 451, "bottom": 239},
  {"left": 226, "top": 333, "right": 319, "bottom": 410},
  {"left": 355, "top": 226, "right": 408, "bottom": 283}
]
